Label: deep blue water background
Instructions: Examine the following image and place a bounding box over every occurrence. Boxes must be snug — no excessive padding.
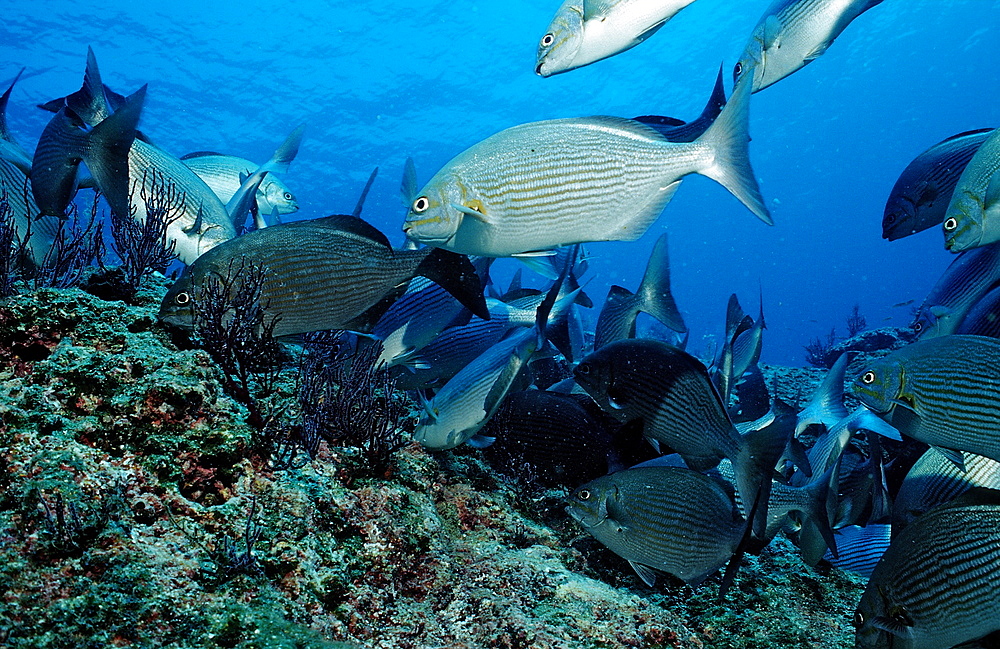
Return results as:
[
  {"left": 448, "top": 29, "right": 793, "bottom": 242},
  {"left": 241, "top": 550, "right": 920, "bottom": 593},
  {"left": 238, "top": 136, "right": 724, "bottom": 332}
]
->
[{"left": 2, "top": 0, "right": 998, "bottom": 365}]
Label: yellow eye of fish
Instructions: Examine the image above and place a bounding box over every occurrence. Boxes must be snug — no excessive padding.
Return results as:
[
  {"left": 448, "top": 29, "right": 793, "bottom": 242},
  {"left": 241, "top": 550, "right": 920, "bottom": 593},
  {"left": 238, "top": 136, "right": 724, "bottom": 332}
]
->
[
  {"left": 541, "top": 33, "right": 554, "bottom": 47},
  {"left": 578, "top": 490, "right": 591, "bottom": 501},
  {"left": 413, "top": 196, "right": 430, "bottom": 214},
  {"left": 944, "top": 217, "right": 958, "bottom": 231},
  {"left": 175, "top": 291, "right": 191, "bottom": 305},
  {"left": 861, "top": 371, "right": 876, "bottom": 385}
]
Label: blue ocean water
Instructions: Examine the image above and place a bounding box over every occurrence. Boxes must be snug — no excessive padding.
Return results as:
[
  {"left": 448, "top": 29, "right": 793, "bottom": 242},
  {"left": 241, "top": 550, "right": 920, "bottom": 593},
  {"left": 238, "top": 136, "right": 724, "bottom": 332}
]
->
[{"left": 2, "top": 0, "right": 998, "bottom": 365}]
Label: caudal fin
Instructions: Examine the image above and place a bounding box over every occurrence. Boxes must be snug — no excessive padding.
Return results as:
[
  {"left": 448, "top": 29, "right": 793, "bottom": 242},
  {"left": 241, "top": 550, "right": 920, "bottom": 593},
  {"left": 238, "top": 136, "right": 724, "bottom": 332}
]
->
[
  {"left": 86, "top": 85, "right": 145, "bottom": 219},
  {"left": 696, "top": 76, "right": 771, "bottom": 224},
  {"left": 416, "top": 249, "right": 489, "bottom": 321},
  {"left": 637, "top": 233, "right": 686, "bottom": 333}
]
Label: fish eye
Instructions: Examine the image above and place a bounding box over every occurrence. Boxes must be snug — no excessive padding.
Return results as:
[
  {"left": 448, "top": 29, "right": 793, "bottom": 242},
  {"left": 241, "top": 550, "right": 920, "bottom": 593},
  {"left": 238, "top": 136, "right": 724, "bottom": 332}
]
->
[
  {"left": 944, "top": 217, "right": 958, "bottom": 231},
  {"left": 913, "top": 321, "right": 922, "bottom": 333},
  {"left": 412, "top": 196, "right": 430, "bottom": 214},
  {"left": 861, "top": 371, "right": 876, "bottom": 385},
  {"left": 174, "top": 291, "right": 191, "bottom": 305},
  {"left": 734, "top": 62, "right": 743, "bottom": 78},
  {"left": 853, "top": 611, "right": 864, "bottom": 628},
  {"left": 577, "top": 362, "right": 591, "bottom": 375},
  {"left": 577, "top": 489, "right": 591, "bottom": 501},
  {"left": 541, "top": 33, "right": 554, "bottom": 47},
  {"left": 283, "top": 192, "right": 293, "bottom": 201}
]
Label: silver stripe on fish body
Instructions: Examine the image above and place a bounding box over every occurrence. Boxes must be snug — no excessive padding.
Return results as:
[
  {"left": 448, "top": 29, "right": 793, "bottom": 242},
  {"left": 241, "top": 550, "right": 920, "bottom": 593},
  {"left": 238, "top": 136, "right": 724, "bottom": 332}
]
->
[
  {"left": 535, "top": 0, "right": 698, "bottom": 77},
  {"left": 943, "top": 128, "right": 1000, "bottom": 253},
  {"left": 734, "top": 0, "right": 884, "bottom": 93},
  {"left": 403, "top": 77, "right": 769, "bottom": 257}
]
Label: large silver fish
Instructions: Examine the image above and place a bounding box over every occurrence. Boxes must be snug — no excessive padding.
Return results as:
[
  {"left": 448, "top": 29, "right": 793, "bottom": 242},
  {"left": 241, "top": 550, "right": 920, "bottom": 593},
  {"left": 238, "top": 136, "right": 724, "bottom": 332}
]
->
[
  {"left": 854, "top": 488, "right": 1000, "bottom": 649},
  {"left": 535, "top": 0, "right": 698, "bottom": 77},
  {"left": 402, "top": 76, "right": 769, "bottom": 257},
  {"left": 734, "top": 0, "right": 885, "bottom": 93},
  {"left": 852, "top": 335, "right": 1000, "bottom": 465},
  {"left": 158, "top": 214, "right": 488, "bottom": 338},
  {"left": 942, "top": 127, "right": 1000, "bottom": 252},
  {"left": 566, "top": 466, "right": 745, "bottom": 587},
  {"left": 180, "top": 124, "right": 304, "bottom": 218},
  {"left": 883, "top": 129, "right": 992, "bottom": 241}
]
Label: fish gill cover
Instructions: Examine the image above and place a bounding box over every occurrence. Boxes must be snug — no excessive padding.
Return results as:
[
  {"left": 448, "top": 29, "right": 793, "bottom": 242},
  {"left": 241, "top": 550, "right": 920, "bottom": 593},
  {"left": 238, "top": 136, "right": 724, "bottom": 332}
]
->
[{"left": 0, "top": 1, "right": 998, "bottom": 648}]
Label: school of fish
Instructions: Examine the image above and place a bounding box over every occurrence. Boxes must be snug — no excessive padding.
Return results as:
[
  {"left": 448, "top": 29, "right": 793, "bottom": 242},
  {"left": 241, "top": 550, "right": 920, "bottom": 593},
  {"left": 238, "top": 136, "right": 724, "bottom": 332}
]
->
[{"left": 3, "top": 2, "right": 998, "bottom": 647}]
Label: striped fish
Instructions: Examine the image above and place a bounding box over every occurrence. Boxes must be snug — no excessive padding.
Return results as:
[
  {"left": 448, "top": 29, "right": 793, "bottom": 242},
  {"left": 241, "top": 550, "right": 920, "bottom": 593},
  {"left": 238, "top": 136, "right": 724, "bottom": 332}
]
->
[
  {"left": 911, "top": 241, "right": 1000, "bottom": 338},
  {"left": 180, "top": 124, "right": 304, "bottom": 218},
  {"left": 943, "top": 128, "right": 1000, "bottom": 252},
  {"left": 893, "top": 447, "right": 1000, "bottom": 535},
  {"left": 402, "top": 76, "right": 769, "bottom": 258},
  {"left": 566, "top": 466, "right": 744, "bottom": 587},
  {"left": 734, "top": 0, "right": 885, "bottom": 93},
  {"left": 593, "top": 232, "right": 685, "bottom": 350},
  {"left": 851, "top": 335, "right": 1000, "bottom": 464},
  {"left": 822, "top": 524, "right": 889, "bottom": 579},
  {"left": 956, "top": 285, "right": 1000, "bottom": 338},
  {"left": 854, "top": 488, "right": 1000, "bottom": 649},
  {"left": 158, "top": 214, "right": 488, "bottom": 338},
  {"left": 883, "top": 129, "right": 993, "bottom": 241},
  {"left": 534, "top": 0, "right": 698, "bottom": 77}
]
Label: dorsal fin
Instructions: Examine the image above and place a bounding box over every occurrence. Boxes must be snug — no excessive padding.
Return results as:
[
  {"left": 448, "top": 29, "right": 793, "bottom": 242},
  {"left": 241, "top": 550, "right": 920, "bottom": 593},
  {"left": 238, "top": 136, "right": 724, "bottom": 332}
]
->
[
  {"left": 352, "top": 167, "right": 379, "bottom": 218},
  {"left": 179, "top": 150, "right": 226, "bottom": 160},
  {"left": 400, "top": 157, "right": 417, "bottom": 206},
  {"left": 312, "top": 214, "right": 393, "bottom": 250},
  {"left": 0, "top": 68, "right": 24, "bottom": 143}
]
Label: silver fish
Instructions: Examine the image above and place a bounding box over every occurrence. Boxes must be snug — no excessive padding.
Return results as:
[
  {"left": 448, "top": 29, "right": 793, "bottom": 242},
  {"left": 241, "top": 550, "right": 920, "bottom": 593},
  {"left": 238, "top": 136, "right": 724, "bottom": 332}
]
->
[
  {"left": 180, "top": 124, "right": 304, "bottom": 218},
  {"left": 942, "top": 128, "right": 1000, "bottom": 252},
  {"left": 535, "top": 0, "right": 698, "bottom": 77},
  {"left": 883, "top": 129, "right": 992, "bottom": 241},
  {"left": 854, "top": 488, "right": 1000, "bottom": 649},
  {"left": 734, "top": 0, "right": 885, "bottom": 93},
  {"left": 402, "top": 76, "right": 769, "bottom": 257},
  {"left": 911, "top": 241, "right": 1000, "bottom": 339},
  {"left": 795, "top": 352, "right": 850, "bottom": 437}
]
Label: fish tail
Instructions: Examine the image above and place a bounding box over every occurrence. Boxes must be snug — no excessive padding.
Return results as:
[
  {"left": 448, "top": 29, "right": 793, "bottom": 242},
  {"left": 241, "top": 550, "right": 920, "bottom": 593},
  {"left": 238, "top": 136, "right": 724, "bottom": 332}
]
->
[
  {"left": 795, "top": 352, "right": 852, "bottom": 437},
  {"left": 415, "top": 249, "right": 490, "bottom": 321},
  {"left": 266, "top": 123, "right": 305, "bottom": 175},
  {"left": 637, "top": 233, "right": 687, "bottom": 333},
  {"left": 795, "top": 459, "right": 842, "bottom": 565},
  {"left": 695, "top": 76, "right": 771, "bottom": 224},
  {"left": 86, "top": 85, "right": 145, "bottom": 219}
]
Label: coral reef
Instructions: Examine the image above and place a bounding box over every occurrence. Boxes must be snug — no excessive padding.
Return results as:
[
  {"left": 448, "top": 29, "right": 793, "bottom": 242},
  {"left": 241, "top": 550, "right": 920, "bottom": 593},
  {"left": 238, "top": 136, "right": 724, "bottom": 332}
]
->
[{"left": 0, "top": 280, "right": 865, "bottom": 648}]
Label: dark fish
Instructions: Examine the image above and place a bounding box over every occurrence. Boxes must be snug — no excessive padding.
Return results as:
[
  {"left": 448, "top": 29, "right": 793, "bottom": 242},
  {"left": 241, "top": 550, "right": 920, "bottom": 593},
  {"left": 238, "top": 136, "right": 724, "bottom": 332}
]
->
[
  {"left": 911, "top": 241, "right": 1000, "bottom": 338},
  {"left": 893, "top": 447, "right": 1000, "bottom": 535},
  {"left": 852, "top": 335, "right": 1000, "bottom": 464},
  {"left": 566, "top": 466, "right": 745, "bottom": 587},
  {"left": 632, "top": 65, "right": 727, "bottom": 143},
  {"left": 956, "top": 285, "right": 1000, "bottom": 338},
  {"left": 854, "top": 488, "right": 1000, "bottom": 649},
  {"left": 482, "top": 389, "right": 615, "bottom": 486},
  {"left": 158, "top": 214, "right": 488, "bottom": 337},
  {"left": 883, "top": 129, "right": 992, "bottom": 241},
  {"left": 593, "top": 232, "right": 686, "bottom": 350}
]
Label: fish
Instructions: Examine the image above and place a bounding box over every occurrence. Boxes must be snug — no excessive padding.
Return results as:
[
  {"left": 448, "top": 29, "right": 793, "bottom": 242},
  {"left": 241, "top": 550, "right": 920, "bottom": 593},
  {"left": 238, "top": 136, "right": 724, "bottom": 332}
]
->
[
  {"left": 38, "top": 48, "right": 266, "bottom": 263},
  {"left": 179, "top": 123, "right": 305, "bottom": 219},
  {"left": 822, "top": 524, "right": 890, "bottom": 579},
  {"left": 892, "top": 447, "right": 1000, "bottom": 535},
  {"left": 854, "top": 488, "right": 1000, "bottom": 649},
  {"left": 956, "top": 285, "right": 1000, "bottom": 338},
  {"left": 481, "top": 389, "right": 616, "bottom": 486},
  {"left": 402, "top": 76, "right": 770, "bottom": 258},
  {"left": 158, "top": 214, "right": 489, "bottom": 338},
  {"left": 911, "top": 241, "right": 1000, "bottom": 338},
  {"left": 883, "top": 129, "right": 993, "bottom": 241},
  {"left": 795, "top": 352, "right": 851, "bottom": 437},
  {"left": 942, "top": 128, "right": 1000, "bottom": 252},
  {"left": 534, "top": 0, "right": 698, "bottom": 77},
  {"left": 0, "top": 68, "right": 32, "bottom": 173},
  {"left": 566, "top": 466, "right": 745, "bottom": 588},
  {"left": 593, "top": 232, "right": 686, "bottom": 350},
  {"left": 413, "top": 262, "right": 569, "bottom": 450},
  {"left": 734, "top": 0, "right": 885, "bottom": 93},
  {"left": 632, "top": 65, "right": 726, "bottom": 143},
  {"left": 851, "top": 335, "right": 1000, "bottom": 465},
  {"left": 573, "top": 338, "right": 777, "bottom": 537}
]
